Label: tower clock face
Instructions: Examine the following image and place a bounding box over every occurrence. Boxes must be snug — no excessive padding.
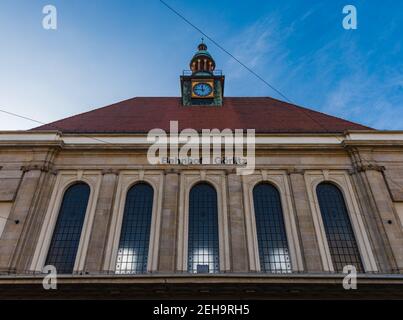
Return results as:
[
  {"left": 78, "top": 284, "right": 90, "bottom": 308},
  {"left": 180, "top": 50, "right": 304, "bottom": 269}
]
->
[{"left": 192, "top": 82, "right": 213, "bottom": 97}]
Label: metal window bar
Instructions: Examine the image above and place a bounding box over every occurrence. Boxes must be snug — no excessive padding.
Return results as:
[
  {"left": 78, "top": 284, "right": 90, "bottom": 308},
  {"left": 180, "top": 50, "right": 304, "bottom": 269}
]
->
[
  {"left": 253, "top": 183, "right": 292, "bottom": 273},
  {"left": 187, "top": 183, "right": 220, "bottom": 274},
  {"left": 115, "top": 183, "right": 154, "bottom": 274},
  {"left": 316, "top": 182, "right": 364, "bottom": 273},
  {"left": 45, "top": 183, "right": 90, "bottom": 274},
  {"left": 182, "top": 70, "right": 223, "bottom": 76}
]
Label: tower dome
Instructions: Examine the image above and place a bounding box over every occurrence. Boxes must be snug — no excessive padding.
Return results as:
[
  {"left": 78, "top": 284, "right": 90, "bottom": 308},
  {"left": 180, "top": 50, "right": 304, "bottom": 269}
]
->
[{"left": 189, "top": 41, "right": 216, "bottom": 75}]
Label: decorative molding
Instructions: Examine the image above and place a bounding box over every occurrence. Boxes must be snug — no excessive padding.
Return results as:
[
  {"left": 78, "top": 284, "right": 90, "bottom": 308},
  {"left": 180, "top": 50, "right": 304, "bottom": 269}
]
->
[
  {"left": 303, "top": 170, "right": 378, "bottom": 272},
  {"left": 30, "top": 170, "right": 102, "bottom": 272},
  {"left": 3, "top": 131, "right": 403, "bottom": 149},
  {"left": 164, "top": 168, "right": 180, "bottom": 175},
  {"left": 49, "top": 169, "right": 59, "bottom": 176},
  {"left": 20, "top": 164, "right": 52, "bottom": 173},
  {"left": 101, "top": 169, "right": 120, "bottom": 176},
  {"left": 200, "top": 170, "right": 206, "bottom": 181},
  {"left": 348, "top": 163, "right": 386, "bottom": 175},
  {"left": 356, "top": 164, "right": 385, "bottom": 173},
  {"left": 139, "top": 169, "right": 145, "bottom": 181},
  {"left": 242, "top": 172, "right": 304, "bottom": 272},
  {"left": 260, "top": 170, "right": 268, "bottom": 181},
  {"left": 103, "top": 170, "right": 164, "bottom": 273},
  {"left": 224, "top": 168, "right": 236, "bottom": 175},
  {"left": 286, "top": 168, "right": 305, "bottom": 175},
  {"left": 322, "top": 170, "right": 330, "bottom": 181},
  {"left": 177, "top": 171, "right": 231, "bottom": 272}
]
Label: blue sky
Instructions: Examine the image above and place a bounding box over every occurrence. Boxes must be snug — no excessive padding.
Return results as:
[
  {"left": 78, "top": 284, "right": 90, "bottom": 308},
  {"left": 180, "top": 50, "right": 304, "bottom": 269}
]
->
[{"left": 0, "top": 0, "right": 402, "bottom": 130}]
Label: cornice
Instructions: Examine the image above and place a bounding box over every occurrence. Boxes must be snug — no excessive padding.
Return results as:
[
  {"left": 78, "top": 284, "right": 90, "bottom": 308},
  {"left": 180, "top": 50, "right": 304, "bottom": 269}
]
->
[{"left": 20, "top": 164, "right": 58, "bottom": 175}]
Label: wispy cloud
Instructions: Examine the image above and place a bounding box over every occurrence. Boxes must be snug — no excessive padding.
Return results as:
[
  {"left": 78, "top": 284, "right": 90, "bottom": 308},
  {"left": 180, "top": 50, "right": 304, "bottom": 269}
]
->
[
  {"left": 222, "top": 6, "right": 403, "bottom": 130},
  {"left": 222, "top": 6, "right": 322, "bottom": 97},
  {"left": 224, "top": 16, "right": 281, "bottom": 78},
  {"left": 320, "top": 38, "right": 403, "bottom": 129},
  {"left": 323, "top": 70, "right": 403, "bottom": 129}
]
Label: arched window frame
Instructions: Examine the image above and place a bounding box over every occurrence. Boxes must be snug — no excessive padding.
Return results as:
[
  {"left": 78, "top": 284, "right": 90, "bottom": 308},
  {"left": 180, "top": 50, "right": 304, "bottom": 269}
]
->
[
  {"left": 103, "top": 171, "right": 163, "bottom": 273},
  {"left": 177, "top": 171, "right": 230, "bottom": 272},
  {"left": 30, "top": 170, "right": 102, "bottom": 273},
  {"left": 187, "top": 181, "right": 220, "bottom": 273},
  {"left": 243, "top": 171, "right": 304, "bottom": 272},
  {"left": 305, "top": 170, "right": 378, "bottom": 272},
  {"left": 252, "top": 182, "right": 293, "bottom": 273}
]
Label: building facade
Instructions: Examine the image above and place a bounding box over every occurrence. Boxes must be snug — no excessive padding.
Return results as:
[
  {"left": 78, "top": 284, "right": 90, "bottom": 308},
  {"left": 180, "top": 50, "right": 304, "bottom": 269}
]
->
[{"left": 1, "top": 44, "right": 403, "bottom": 298}]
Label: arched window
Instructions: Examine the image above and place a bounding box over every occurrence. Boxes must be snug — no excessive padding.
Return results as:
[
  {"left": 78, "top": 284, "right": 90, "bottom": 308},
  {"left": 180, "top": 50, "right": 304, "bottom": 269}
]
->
[
  {"left": 115, "top": 183, "right": 154, "bottom": 274},
  {"left": 188, "top": 183, "right": 219, "bottom": 273},
  {"left": 253, "top": 183, "right": 292, "bottom": 273},
  {"left": 316, "top": 182, "right": 363, "bottom": 272},
  {"left": 45, "top": 182, "right": 90, "bottom": 274}
]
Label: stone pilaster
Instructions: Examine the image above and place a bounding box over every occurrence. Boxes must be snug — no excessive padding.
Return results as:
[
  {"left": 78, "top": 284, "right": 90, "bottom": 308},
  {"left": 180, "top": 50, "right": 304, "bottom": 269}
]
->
[
  {"left": 13, "top": 169, "right": 57, "bottom": 273},
  {"left": 84, "top": 169, "right": 119, "bottom": 273},
  {"left": 157, "top": 171, "right": 179, "bottom": 272},
  {"left": 0, "top": 167, "right": 45, "bottom": 273},
  {"left": 288, "top": 169, "right": 323, "bottom": 272},
  {"left": 348, "top": 170, "right": 391, "bottom": 272},
  {"left": 227, "top": 172, "right": 249, "bottom": 272},
  {"left": 351, "top": 166, "right": 403, "bottom": 272}
]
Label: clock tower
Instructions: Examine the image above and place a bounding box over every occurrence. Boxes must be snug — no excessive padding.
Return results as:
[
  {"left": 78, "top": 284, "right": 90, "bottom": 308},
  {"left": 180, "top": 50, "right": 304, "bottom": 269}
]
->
[{"left": 180, "top": 41, "right": 225, "bottom": 106}]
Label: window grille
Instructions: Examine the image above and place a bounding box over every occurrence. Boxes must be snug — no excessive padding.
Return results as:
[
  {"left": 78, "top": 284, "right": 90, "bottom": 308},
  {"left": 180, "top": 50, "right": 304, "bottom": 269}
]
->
[
  {"left": 115, "top": 183, "right": 154, "bottom": 274},
  {"left": 45, "top": 183, "right": 90, "bottom": 274},
  {"left": 316, "top": 182, "right": 363, "bottom": 272},
  {"left": 253, "top": 183, "right": 292, "bottom": 273},
  {"left": 187, "top": 183, "right": 219, "bottom": 273}
]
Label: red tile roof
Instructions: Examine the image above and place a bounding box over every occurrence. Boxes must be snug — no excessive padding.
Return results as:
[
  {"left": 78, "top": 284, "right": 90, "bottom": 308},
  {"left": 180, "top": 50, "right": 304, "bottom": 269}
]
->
[{"left": 32, "top": 97, "right": 372, "bottom": 133}]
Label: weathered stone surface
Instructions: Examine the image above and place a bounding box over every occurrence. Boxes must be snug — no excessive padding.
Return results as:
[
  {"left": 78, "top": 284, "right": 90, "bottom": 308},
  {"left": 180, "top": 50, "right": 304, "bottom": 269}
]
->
[
  {"left": 364, "top": 170, "right": 403, "bottom": 271},
  {"left": 157, "top": 173, "right": 179, "bottom": 272},
  {"left": 1, "top": 138, "right": 403, "bottom": 278},
  {"left": 0, "top": 169, "right": 42, "bottom": 272},
  {"left": 227, "top": 173, "right": 248, "bottom": 272},
  {"left": 289, "top": 172, "right": 323, "bottom": 272},
  {"left": 85, "top": 172, "right": 118, "bottom": 272},
  {"left": 384, "top": 168, "right": 403, "bottom": 201},
  {"left": 0, "top": 179, "right": 20, "bottom": 201}
]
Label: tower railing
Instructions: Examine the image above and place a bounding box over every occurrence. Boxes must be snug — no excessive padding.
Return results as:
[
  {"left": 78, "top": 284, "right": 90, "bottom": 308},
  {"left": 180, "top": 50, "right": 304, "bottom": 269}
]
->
[{"left": 182, "top": 70, "right": 223, "bottom": 76}]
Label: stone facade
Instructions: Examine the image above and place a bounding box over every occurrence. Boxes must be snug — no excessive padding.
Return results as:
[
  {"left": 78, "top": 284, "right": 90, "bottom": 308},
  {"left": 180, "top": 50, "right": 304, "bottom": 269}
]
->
[{"left": 0, "top": 131, "right": 403, "bottom": 298}]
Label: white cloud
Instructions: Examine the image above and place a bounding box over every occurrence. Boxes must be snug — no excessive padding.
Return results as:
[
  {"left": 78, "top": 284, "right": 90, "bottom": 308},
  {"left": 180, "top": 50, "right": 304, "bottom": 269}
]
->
[{"left": 222, "top": 9, "right": 403, "bottom": 130}]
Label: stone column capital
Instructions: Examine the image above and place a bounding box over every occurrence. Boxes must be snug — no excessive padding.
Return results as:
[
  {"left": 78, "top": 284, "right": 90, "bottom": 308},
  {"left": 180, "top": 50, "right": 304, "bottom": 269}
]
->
[
  {"left": 163, "top": 168, "right": 180, "bottom": 175},
  {"left": 355, "top": 164, "right": 385, "bottom": 173},
  {"left": 20, "top": 164, "right": 53, "bottom": 173},
  {"left": 101, "top": 169, "right": 120, "bottom": 176},
  {"left": 225, "top": 168, "right": 237, "bottom": 175},
  {"left": 286, "top": 168, "right": 305, "bottom": 175}
]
